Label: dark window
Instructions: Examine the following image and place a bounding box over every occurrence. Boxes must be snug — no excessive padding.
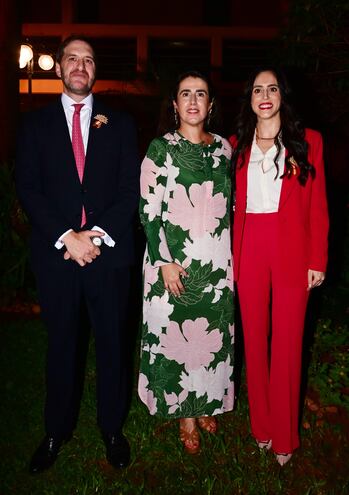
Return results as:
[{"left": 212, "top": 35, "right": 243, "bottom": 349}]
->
[
  {"left": 222, "top": 39, "right": 276, "bottom": 81},
  {"left": 20, "top": 0, "right": 61, "bottom": 22},
  {"left": 149, "top": 39, "right": 211, "bottom": 82},
  {"left": 89, "top": 38, "right": 137, "bottom": 80}
]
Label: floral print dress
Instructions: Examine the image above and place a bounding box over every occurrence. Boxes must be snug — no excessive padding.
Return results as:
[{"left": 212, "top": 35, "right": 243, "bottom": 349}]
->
[{"left": 138, "top": 131, "right": 234, "bottom": 418}]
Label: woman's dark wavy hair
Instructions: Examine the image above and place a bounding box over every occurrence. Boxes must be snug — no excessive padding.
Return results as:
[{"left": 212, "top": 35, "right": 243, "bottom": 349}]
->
[
  {"left": 157, "top": 70, "right": 221, "bottom": 136},
  {"left": 232, "top": 66, "right": 315, "bottom": 185}
]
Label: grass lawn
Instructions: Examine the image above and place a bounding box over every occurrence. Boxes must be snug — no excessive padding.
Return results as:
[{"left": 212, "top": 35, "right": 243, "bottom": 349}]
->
[{"left": 0, "top": 283, "right": 348, "bottom": 495}]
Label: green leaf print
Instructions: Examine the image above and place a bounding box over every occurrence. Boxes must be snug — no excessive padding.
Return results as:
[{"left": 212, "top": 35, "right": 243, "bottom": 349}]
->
[
  {"left": 165, "top": 223, "right": 184, "bottom": 249},
  {"left": 175, "top": 264, "right": 213, "bottom": 307},
  {"left": 149, "top": 278, "right": 166, "bottom": 297},
  {"left": 150, "top": 361, "right": 182, "bottom": 398},
  {"left": 179, "top": 394, "right": 219, "bottom": 417},
  {"left": 171, "top": 142, "right": 205, "bottom": 172},
  {"left": 174, "top": 291, "right": 205, "bottom": 307},
  {"left": 147, "top": 138, "right": 167, "bottom": 166}
]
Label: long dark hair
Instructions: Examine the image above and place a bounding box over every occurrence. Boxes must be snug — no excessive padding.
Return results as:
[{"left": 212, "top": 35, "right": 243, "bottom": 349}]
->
[
  {"left": 232, "top": 67, "right": 315, "bottom": 185},
  {"left": 157, "top": 70, "right": 220, "bottom": 136}
]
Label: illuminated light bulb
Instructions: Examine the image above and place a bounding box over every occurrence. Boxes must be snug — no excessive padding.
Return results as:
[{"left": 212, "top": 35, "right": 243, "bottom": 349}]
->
[
  {"left": 38, "top": 54, "right": 54, "bottom": 71},
  {"left": 19, "top": 44, "right": 33, "bottom": 68}
]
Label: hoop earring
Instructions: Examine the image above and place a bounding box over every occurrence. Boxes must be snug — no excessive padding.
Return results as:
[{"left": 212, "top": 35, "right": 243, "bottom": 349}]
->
[{"left": 174, "top": 109, "right": 179, "bottom": 127}]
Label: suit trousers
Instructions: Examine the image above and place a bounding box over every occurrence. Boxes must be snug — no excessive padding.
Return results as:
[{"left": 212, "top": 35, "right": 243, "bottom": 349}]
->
[
  {"left": 34, "top": 254, "right": 131, "bottom": 437},
  {"left": 237, "top": 213, "right": 309, "bottom": 453}
]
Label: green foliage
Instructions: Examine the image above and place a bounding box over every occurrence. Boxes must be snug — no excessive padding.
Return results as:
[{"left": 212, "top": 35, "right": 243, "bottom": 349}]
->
[
  {"left": 281, "top": 0, "right": 349, "bottom": 73},
  {"left": 309, "top": 317, "right": 349, "bottom": 408},
  {"left": 0, "top": 163, "right": 35, "bottom": 305}
]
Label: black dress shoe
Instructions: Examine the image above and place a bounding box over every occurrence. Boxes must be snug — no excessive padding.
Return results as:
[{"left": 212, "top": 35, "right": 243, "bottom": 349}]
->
[
  {"left": 29, "top": 435, "right": 71, "bottom": 474},
  {"left": 102, "top": 432, "right": 130, "bottom": 469}
]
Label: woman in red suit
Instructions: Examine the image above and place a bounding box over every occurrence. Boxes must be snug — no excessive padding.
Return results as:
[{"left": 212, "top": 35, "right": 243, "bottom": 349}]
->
[{"left": 230, "top": 68, "right": 329, "bottom": 465}]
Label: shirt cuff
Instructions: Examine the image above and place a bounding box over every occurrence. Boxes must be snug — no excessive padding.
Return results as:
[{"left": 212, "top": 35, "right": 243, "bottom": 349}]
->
[
  {"left": 55, "top": 229, "right": 73, "bottom": 249},
  {"left": 92, "top": 226, "right": 115, "bottom": 247}
]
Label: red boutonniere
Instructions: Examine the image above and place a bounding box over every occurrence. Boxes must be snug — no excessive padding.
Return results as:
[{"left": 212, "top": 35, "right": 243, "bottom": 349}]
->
[
  {"left": 288, "top": 156, "right": 299, "bottom": 177},
  {"left": 92, "top": 114, "right": 108, "bottom": 128}
]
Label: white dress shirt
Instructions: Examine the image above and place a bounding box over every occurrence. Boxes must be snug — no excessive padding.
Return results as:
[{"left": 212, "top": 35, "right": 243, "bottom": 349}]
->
[
  {"left": 246, "top": 133, "right": 285, "bottom": 213},
  {"left": 55, "top": 93, "right": 115, "bottom": 248}
]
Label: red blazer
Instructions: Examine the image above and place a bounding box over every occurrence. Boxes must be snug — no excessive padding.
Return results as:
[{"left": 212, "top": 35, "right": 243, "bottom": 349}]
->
[{"left": 230, "top": 128, "right": 329, "bottom": 285}]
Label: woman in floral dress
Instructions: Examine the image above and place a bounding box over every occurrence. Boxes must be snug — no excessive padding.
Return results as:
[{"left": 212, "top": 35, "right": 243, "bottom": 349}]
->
[{"left": 138, "top": 71, "right": 234, "bottom": 454}]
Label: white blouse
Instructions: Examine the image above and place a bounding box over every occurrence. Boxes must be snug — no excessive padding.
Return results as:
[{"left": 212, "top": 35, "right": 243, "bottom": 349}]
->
[{"left": 246, "top": 134, "right": 285, "bottom": 213}]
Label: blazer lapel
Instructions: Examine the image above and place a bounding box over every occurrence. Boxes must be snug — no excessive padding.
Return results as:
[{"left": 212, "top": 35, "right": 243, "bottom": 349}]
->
[
  {"left": 83, "top": 100, "right": 105, "bottom": 185},
  {"left": 52, "top": 99, "right": 74, "bottom": 153},
  {"left": 278, "top": 150, "right": 298, "bottom": 210},
  {"left": 50, "top": 100, "right": 81, "bottom": 187}
]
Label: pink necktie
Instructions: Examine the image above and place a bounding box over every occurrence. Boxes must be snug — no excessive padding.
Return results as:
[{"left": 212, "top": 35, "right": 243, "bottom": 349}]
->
[{"left": 72, "top": 103, "right": 86, "bottom": 226}]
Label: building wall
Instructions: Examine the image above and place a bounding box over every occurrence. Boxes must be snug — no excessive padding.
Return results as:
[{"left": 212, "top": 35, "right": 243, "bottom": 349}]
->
[{"left": 20, "top": 0, "right": 286, "bottom": 26}]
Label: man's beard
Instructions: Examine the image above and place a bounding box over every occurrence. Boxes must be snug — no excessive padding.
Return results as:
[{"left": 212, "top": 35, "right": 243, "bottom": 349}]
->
[{"left": 62, "top": 70, "right": 95, "bottom": 96}]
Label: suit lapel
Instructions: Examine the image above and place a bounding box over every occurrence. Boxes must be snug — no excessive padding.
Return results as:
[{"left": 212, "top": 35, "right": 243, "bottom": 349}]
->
[
  {"left": 83, "top": 100, "right": 106, "bottom": 185},
  {"left": 278, "top": 149, "right": 298, "bottom": 210},
  {"left": 52, "top": 99, "right": 74, "bottom": 154},
  {"left": 50, "top": 100, "right": 82, "bottom": 187}
]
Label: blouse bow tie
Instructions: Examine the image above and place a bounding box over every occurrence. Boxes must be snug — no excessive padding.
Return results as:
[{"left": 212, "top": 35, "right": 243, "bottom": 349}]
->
[{"left": 259, "top": 156, "right": 275, "bottom": 174}]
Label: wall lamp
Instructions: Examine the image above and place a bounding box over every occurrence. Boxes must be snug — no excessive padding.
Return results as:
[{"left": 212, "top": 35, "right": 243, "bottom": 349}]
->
[{"left": 19, "top": 44, "right": 55, "bottom": 95}]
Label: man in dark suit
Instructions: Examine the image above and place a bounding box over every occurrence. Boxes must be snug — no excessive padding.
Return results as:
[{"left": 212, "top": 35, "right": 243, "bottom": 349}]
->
[{"left": 16, "top": 36, "right": 140, "bottom": 473}]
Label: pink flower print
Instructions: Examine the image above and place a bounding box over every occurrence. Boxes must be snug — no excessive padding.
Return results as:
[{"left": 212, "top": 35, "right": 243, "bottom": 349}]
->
[
  {"left": 143, "top": 292, "right": 174, "bottom": 337},
  {"left": 220, "top": 137, "right": 232, "bottom": 159},
  {"left": 223, "top": 382, "right": 235, "bottom": 411},
  {"left": 167, "top": 182, "right": 226, "bottom": 239},
  {"left": 210, "top": 136, "right": 232, "bottom": 168},
  {"left": 149, "top": 343, "right": 162, "bottom": 364},
  {"left": 226, "top": 262, "right": 234, "bottom": 292},
  {"left": 203, "top": 277, "right": 228, "bottom": 303},
  {"left": 144, "top": 183, "right": 166, "bottom": 221},
  {"left": 164, "top": 391, "right": 179, "bottom": 414},
  {"left": 158, "top": 228, "right": 173, "bottom": 264},
  {"left": 159, "top": 317, "right": 223, "bottom": 372},
  {"left": 178, "top": 389, "right": 189, "bottom": 404},
  {"left": 164, "top": 152, "right": 179, "bottom": 192},
  {"left": 164, "top": 389, "right": 189, "bottom": 414},
  {"left": 164, "top": 132, "right": 180, "bottom": 146},
  {"left": 164, "top": 391, "right": 178, "bottom": 406},
  {"left": 183, "top": 228, "right": 230, "bottom": 271},
  {"left": 140, "top": 156, "right": 159, "bottom": 198},
  {"left": 143, "top": 254, "right": 159, "bottom": 297},
  {"left": 141, "top": 342, "right": 161, "bottom": 365},
  {"left": 229, "top": 323, "right": 235, "bottom": 340},
  {"left": 179, "top": 357, "right": 233, "bottom": 403},
  {"left": 138, "top": 373, "right": 158, "bottom": 415}
]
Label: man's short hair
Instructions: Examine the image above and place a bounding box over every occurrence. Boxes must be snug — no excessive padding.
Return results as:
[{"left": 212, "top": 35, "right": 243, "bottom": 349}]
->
[{"left": 56, "top": 35, "right": 96, "bottom": 64}]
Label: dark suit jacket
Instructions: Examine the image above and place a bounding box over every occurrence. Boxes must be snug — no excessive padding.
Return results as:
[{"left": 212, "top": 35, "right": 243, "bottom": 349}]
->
[
  {"left": 16, "top": 97, "right": 140, "bottom": 272},
  {"left": 230, "top": 128, "right": 329, "bottom": 286}
]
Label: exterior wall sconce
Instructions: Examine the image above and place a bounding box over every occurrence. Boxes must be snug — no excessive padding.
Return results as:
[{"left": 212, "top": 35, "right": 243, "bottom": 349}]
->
[{"left": 19, "top": 44, "right": 54, "bottom": 95}]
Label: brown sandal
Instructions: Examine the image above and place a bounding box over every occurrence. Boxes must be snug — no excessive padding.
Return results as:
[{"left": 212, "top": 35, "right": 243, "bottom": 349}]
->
[
  {"left": 179, "top": 421, "right": 200, "bottom": 454},
  {"left": 197, "top": 416, "right": 217, "bottom": 434}
]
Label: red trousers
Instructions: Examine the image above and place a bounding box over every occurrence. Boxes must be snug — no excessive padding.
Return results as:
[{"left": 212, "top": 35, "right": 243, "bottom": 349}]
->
[{"left": 237, "top": 213, "right": 309, "bottom": 453}]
